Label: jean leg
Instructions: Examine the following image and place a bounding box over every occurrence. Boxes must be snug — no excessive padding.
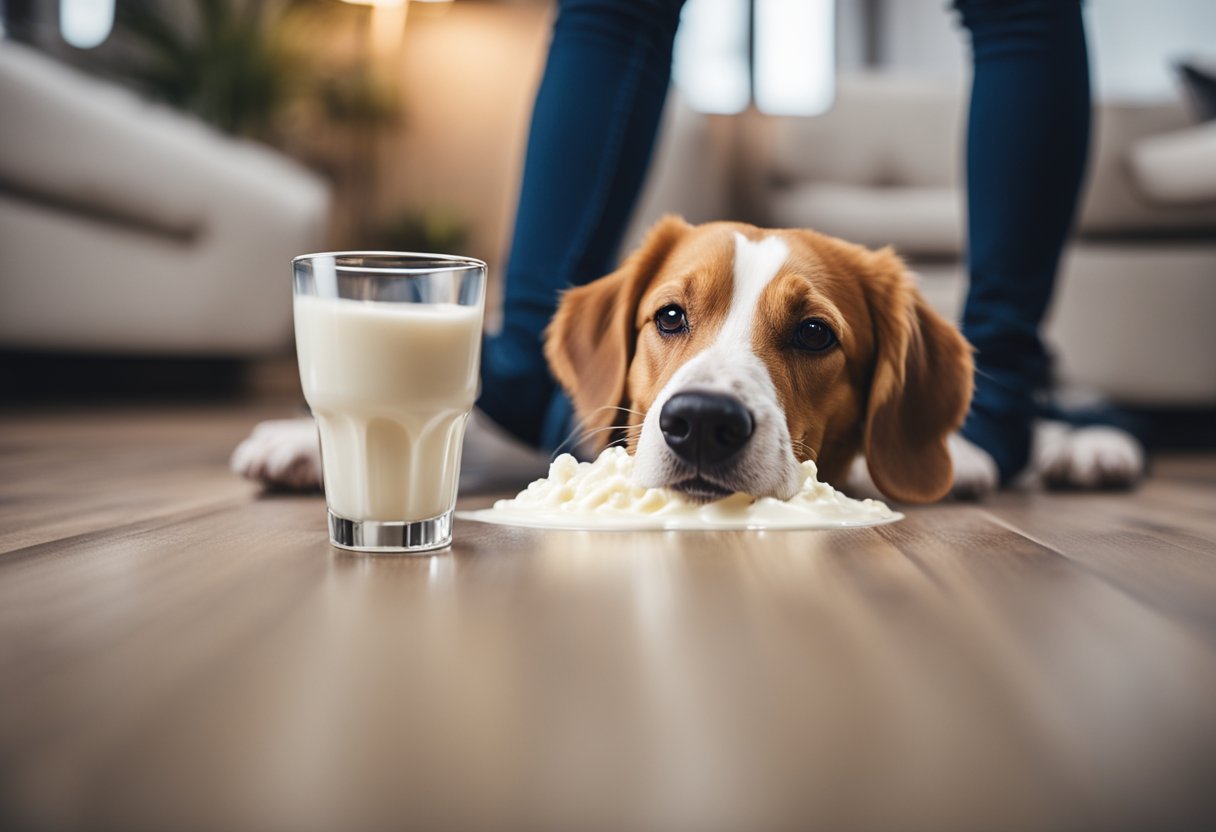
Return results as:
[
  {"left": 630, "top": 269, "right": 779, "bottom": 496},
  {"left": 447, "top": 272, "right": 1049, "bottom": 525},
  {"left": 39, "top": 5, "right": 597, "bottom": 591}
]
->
[
  {"left": 955, "top": 0, "right": 1092, "bottom": 481},
  {"left": 479, "top": 0, "right": 686, "bottom": 448}
]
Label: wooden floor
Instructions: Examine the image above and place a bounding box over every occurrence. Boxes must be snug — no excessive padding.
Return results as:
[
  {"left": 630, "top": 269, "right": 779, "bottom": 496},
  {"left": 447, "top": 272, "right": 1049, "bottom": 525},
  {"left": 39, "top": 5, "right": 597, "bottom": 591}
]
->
[{"left": 2, "top": 403, "right": 1215, "bottom": 832}]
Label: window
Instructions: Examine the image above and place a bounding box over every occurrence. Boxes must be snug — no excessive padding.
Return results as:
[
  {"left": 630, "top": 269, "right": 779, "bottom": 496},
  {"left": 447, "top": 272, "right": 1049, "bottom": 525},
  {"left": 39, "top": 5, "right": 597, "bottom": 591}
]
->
[
  {"left": 60, "top": 0, "right": 115, "bottom": 49},
  {"left": 674, "top": 0, "right": 836, "bottom": 116}
]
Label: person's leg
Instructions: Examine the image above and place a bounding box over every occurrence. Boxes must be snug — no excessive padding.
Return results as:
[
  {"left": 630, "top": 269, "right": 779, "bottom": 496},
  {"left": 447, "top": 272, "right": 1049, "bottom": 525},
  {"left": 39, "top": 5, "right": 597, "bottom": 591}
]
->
[
  {"left": 479, "top": 0, "right": 686, "bottom": 449},
  {"left": 954, "top": 0, "right": 1091, "bottom": 483}
]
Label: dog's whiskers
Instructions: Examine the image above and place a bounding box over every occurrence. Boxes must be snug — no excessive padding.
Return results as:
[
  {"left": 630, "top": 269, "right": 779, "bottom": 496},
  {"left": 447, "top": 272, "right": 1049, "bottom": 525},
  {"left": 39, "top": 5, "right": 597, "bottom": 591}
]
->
[
  {"left": 574, "top": 426, "right": 642, "bottom": 449},
  {"left": 551, "top": 419, "right": 643, "bottom": 459},
  {"left": 588, "top": 404, "right": 645, "bottom": 419},
  {"left": 574, "top": 425, "right": 642, "bottom": 442},
  {"left": 789, "top": 439, "right": 818, "bottom": 462},
  {"left": 551, "top": 408, "right": 634, "bottom": 457}
]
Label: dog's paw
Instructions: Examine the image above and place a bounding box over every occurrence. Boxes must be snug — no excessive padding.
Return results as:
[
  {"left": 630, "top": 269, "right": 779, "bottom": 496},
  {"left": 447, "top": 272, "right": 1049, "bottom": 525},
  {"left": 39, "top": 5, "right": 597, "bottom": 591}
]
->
[
  {"left": 230, "top": 417, "right": 322, "bottom": 490},
  {"left": 1033, "top": 422, "right": 1144, "bottom": 490},
  {"left": 947, "top": 433, "right": 999, "bottom": 500},
  {"left": 845, "top": 438, "right": 997, "bottom": 502}
]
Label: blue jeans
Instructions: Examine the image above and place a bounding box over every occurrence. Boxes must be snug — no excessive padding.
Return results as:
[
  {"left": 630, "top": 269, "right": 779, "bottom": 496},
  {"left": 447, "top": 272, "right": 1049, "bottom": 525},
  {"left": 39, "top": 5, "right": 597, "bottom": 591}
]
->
[
  {"left": 478, "top": 0, "right": 1091, "bottom": 483},
  {"left": 478, "top": 0, "right": 686, "bottom": 448},
  {"left": 955, "top": 0, "right": 1091, "bottom": 481}
]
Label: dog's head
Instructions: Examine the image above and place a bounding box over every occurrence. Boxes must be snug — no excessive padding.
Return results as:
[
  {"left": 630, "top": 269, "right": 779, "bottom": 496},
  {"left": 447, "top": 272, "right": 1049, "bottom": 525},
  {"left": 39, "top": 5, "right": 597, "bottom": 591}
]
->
[{"left": 544, "top": 216, "right": 973, "bottom": 503}]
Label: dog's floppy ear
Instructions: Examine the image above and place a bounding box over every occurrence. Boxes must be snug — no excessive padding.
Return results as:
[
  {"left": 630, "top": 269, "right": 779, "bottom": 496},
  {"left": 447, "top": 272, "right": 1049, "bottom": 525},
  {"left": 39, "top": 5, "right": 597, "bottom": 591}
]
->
[
  {"left": 545, "top": 215, "right": 691, "bottom": 448},
  {"left": 861, "top": 249, "right": 973, "bottom": 503}
]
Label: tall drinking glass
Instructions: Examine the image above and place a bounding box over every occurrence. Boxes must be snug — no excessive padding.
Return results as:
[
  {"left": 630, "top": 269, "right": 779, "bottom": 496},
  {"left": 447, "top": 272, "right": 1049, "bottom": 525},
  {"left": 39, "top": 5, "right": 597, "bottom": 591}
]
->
[{"left": 293, "top": 252, "right": 486, "bottom": 553}]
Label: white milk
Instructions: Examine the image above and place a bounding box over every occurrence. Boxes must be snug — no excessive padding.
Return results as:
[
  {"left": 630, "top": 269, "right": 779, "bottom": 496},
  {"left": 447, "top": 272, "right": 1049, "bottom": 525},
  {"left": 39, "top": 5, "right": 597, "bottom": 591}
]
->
[{"left": 294, "top": 295, "right": 482, "bottom": 522}]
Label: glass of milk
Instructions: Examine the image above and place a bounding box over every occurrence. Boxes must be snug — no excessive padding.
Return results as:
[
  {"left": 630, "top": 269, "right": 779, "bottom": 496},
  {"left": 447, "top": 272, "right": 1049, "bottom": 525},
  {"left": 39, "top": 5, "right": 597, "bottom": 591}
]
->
[{"left": 292, "top": 252, "right": 486, "bottom": 553}]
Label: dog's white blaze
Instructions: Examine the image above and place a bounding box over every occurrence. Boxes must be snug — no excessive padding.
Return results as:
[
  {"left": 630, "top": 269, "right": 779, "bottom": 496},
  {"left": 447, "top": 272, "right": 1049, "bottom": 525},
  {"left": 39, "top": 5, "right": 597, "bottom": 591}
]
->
[
  {"left": 630, "top": 231, "right": 802, "bottom": 500},
  {"left": 716, "top": 232, "right": 790, "bottom": 355}
]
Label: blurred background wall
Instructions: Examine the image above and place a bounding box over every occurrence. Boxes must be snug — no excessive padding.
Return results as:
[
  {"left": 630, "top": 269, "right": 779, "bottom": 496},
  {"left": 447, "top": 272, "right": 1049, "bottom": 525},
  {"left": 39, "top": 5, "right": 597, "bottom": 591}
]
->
[
  {"left": 1, "top": 0, "right": 1214, "bottom": 427},
  {"left": 8, "top": 0, "right": 1213, "bottom": 277}
]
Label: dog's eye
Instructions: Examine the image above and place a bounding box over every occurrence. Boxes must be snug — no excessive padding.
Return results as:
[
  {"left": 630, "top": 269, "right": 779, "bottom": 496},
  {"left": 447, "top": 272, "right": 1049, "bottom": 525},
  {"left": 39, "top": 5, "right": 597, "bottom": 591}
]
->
[
  {"left": 793, "top": 318, "right": 837, "bottom": 352},
  {"left": 655, "top": 304, "right": 689, "bottom": 335}
]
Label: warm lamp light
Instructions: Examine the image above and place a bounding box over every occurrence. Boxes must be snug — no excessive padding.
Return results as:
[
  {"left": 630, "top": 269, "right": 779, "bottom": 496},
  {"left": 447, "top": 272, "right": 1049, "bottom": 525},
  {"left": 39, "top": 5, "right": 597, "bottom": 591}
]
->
[{"left": 336, "top": 0, "right": 452, "bottom": 6}]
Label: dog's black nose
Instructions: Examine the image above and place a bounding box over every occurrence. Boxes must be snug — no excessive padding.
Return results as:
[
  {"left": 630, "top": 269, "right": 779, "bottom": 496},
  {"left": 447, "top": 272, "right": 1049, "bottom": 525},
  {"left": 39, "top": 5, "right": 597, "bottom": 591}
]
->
[{"left": 659, "top": 391, "right": 754, "bottom": 468}]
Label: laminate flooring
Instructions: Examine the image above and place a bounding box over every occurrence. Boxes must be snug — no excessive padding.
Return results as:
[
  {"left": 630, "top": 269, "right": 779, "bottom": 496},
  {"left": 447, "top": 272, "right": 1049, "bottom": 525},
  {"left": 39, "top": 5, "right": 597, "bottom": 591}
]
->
[{"left": 2, "top": 403, "right": 1214, "bottom": 832}]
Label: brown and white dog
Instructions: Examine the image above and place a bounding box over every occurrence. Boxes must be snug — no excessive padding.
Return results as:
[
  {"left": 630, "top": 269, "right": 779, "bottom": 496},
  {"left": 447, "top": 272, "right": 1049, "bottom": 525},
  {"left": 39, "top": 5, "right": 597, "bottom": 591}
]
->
[
  {"left": 234, "top": 217, "right": 1144, "bottom": 499},
  {"left": 544, "top": 215, "right": 971, "bottom": 503}
]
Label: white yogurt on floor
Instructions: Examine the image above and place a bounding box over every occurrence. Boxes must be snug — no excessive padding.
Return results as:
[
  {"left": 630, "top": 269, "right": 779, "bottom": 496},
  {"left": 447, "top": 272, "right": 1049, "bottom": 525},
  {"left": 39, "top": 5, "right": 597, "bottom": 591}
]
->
[{"left": 458, "top": 447, "right": 901, "bottom": 531}]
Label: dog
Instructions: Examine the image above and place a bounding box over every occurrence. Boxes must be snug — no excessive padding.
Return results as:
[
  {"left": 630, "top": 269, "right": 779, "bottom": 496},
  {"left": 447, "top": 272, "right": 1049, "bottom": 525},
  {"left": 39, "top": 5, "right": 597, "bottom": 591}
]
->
[{"left": 233, "top": 217, "right": 1144, "bottom": 500}]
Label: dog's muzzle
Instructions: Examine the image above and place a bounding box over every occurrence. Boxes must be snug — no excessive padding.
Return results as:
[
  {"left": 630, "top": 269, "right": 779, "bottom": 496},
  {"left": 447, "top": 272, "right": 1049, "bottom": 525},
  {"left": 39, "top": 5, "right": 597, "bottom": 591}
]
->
[{"left": 659, "top": 390, "right": 755, "bottom": 469}]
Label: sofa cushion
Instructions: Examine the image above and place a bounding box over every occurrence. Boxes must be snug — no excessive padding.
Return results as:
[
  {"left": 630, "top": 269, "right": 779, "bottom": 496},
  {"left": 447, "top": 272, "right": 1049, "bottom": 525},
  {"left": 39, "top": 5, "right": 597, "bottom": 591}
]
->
[
  {"left": 1078, "top": 100, "right": 1216, "bottom": 234},
  {"left": 1127, "top": 122, "right": 1216, "bottom": 206},
  {"left": 759, "top": 74, "right": 1216, "bottom": 238},
  {"left": 769, "top": 182, "right": 963, "bottom": 257},
  {"left": 765, "top": 74, "right": 965, "bottom": 191}
]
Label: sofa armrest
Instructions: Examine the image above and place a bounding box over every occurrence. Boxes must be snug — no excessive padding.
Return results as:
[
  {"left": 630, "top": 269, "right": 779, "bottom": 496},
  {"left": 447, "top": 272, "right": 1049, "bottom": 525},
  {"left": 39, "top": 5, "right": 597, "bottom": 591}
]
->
[
  {"left": 0, "top": 41, "right": 325, "bottom": 237},
  {"left": 1127, "top": 122, "right": 1216, "bottom": 205}
]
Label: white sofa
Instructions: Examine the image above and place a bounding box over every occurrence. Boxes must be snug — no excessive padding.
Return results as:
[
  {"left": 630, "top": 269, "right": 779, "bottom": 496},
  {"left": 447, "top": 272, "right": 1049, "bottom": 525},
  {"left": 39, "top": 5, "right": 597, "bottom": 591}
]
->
[
  {"left": 0, "top": 40, "right": 330, "bottom": 356},
  {"left": 630, "top": 76, "right": 1216, "bottom": 406}
]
